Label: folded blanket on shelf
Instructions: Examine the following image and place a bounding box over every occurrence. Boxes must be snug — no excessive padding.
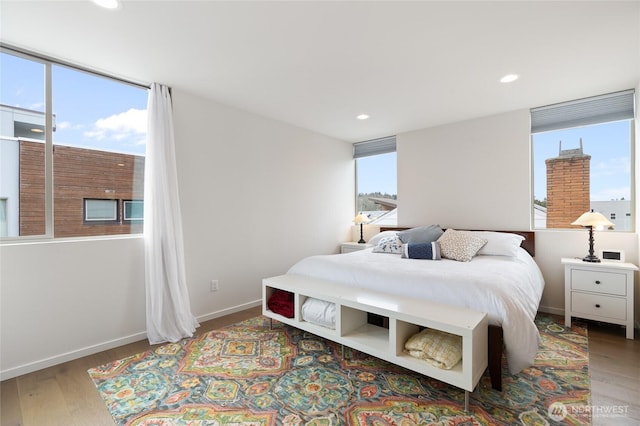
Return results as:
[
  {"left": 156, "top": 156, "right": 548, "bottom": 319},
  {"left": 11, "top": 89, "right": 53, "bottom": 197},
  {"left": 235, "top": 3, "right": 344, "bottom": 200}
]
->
[
  {"left": 404, "top": 328, "right": 463, "bottom": 370},
  {"left": 301, "top": 297, "right": 336, "bottom": 329}
]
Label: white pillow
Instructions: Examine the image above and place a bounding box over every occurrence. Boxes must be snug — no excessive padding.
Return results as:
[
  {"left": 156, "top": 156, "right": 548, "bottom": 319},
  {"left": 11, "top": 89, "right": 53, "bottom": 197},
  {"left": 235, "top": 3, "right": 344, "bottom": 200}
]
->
[{"left": 471, "top": 231, "right": 525, "bottom": 257}]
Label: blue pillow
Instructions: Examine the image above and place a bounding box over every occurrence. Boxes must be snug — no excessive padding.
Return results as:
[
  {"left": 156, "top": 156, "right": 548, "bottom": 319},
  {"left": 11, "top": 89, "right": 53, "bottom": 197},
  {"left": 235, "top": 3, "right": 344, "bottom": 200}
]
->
[
  {"left": 401, "top": 241, "right": 442, "bottom": 260},
  {"left": 397, "top": 225, "right": 444, "bottom": 244}
]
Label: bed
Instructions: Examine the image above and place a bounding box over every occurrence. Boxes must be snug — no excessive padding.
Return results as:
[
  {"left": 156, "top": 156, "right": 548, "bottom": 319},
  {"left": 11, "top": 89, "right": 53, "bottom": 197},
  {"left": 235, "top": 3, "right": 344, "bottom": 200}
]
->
[{"left": 286, "top": 227, "right": 544, "bottom": 391}]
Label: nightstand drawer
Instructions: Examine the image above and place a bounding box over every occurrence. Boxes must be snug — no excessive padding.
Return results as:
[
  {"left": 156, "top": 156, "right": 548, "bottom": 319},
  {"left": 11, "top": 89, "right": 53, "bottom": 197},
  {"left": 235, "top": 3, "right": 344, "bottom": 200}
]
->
[
  {"left": 571, "top": 292, "right": 626, "bottom": 320},
  {"left": 571, "top": 269, "right": 626, "bottom": 296}
]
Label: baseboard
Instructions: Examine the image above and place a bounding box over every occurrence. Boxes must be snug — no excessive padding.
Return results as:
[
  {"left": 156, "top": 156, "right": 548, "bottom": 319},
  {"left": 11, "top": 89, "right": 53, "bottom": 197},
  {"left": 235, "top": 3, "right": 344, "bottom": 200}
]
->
[
  {"left": 1, "top": 299, "right": 263, "bottom": 382},
  {"left": 0, "top": 331, "right": 147, "bottom": 381},
  {"left": 196, "top": 299, "right": 262, "bottom": 323},
  {"left": 537, "top": 304, "right": 564, "bottom": 316}
]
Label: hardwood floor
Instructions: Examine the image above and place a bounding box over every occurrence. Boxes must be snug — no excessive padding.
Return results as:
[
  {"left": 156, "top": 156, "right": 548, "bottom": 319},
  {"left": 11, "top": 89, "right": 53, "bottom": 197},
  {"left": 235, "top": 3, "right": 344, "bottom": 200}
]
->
[
  {"left": 1, "top": 309, "right": 638, "bottom": 426},
  {"left": 586, "top": 320, "right": 640, "bottom": 425}
]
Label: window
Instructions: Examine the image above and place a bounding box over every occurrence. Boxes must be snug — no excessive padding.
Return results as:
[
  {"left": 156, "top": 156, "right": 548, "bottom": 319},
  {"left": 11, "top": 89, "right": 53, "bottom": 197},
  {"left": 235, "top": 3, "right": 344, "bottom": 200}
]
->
[
  {"left": 0, "top": 47, "right": 147, "bottom": 239},
  {"left": 354, "top": 136, "right": 397, "bottom": 225},
  {"left": 84, "top": 199, "right": 118, "bottom": 222},
  {"left": 123, "top": 200, "right": 144, "bottom": 221},
  {"left": 531, "top": 90, "right": 635, "bottom": 231},
  {"left": 0, "top": 199, "right": 7, "bottom": 237}
]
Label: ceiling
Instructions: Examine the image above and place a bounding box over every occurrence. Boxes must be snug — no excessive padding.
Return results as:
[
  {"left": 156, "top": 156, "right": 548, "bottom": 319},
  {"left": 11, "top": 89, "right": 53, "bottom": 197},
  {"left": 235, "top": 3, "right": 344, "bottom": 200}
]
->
[{"left": 1, "top": 1, "right": 639, "bottom": 143}]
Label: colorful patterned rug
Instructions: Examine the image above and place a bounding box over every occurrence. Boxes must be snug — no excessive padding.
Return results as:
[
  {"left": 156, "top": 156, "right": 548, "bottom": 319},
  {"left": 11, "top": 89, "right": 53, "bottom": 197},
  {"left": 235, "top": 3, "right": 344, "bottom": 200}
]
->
[{"left": 88, "top": 314, "right": 590, "bottom": 425}]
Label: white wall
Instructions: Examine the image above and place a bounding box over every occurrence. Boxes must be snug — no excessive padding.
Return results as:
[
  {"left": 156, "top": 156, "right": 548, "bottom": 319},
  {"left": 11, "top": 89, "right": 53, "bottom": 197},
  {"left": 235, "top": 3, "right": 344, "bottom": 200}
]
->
[
  {"left": 398, "top": 109, "right": 532, "bottom": 229},
  {"left": 397, "top": 109, "right": 639, "bottom": 322},
  {"left": 636, "top": 81, "right": 640, "bottom": 324},
  {"left": 172, "top": 89, "right": 353, "bottom": 320},
  {"left": 0, "top": 236, "right": 146, "bottom": 379},
  {"left": 0, "top": 89, "right": 353, "bottom": 380}
]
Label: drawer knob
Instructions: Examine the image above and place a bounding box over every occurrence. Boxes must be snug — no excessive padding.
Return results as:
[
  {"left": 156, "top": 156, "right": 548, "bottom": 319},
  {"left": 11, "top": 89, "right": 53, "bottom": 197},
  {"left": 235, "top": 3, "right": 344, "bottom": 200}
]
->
[
  {"left": 594, "top": 280, "right": 601, "bottom": 284},
  {"left": 595, "top": 304, "right": 601, "bottom": 308}
]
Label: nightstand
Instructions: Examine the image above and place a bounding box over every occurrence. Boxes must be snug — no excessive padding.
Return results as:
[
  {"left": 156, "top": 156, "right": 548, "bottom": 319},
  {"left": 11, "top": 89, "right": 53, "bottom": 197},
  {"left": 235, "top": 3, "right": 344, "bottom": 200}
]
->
[
  {"left": 562, "top": 257, "right": 638, "bottom": 339},
  {"left": 340, "top": 242, "right": 368, "bottom": 254}
]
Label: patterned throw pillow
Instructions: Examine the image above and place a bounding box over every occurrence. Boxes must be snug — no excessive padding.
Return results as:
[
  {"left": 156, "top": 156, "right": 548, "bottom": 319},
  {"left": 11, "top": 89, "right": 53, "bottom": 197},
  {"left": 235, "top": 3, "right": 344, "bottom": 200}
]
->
[
  {"left": 372, "top": 235, "right": 403, "bottom": 254},
  {"left": 437, "top": 229, "right": 487, "bottom": 262}
]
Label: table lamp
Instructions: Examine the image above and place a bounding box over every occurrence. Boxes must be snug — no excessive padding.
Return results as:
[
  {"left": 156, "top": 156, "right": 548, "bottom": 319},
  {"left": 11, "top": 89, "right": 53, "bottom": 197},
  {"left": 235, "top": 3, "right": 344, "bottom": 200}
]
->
[
  {"left": 353, "top": 213, "right": 370, "bottom": 244},
  {"left": 571, "top": 210, "right": 614, "bottom": 262}
]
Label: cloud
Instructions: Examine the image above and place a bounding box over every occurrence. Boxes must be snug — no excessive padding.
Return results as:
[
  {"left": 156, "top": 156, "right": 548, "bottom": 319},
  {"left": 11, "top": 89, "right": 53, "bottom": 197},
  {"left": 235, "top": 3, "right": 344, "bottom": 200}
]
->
[
  {"left": 591, "top": 186, "right": 631, "bottom": 202},
  {"left": 84, "top": 108, "right": 147, "bottom": 141},
  {"left": 591, "top": 157, "right": 630, "bottom": 177},
  {"left": 57, "top": 121, "right": 83, "bottom": 131}
]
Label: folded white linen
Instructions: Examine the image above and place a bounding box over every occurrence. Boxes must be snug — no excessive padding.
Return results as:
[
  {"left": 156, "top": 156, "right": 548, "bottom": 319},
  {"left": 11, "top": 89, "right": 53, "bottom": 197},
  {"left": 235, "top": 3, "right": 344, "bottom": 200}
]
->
[{"left": 301, "top": 297, "right": 336, "bottom": 329}]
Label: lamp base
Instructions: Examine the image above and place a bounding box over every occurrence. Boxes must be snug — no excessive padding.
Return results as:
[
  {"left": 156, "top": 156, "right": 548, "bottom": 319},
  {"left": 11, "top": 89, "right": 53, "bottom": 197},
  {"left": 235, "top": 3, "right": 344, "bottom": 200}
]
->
[
  {"left": 357, "top": 238, "right": 366, "bottom": 244},
  {"left": 582, "top": 255, "right": 601, "bottom": 263}
]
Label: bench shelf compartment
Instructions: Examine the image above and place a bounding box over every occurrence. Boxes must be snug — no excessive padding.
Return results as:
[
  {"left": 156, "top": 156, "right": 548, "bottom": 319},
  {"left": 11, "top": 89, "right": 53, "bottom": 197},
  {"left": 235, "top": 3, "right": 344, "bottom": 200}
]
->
[{"left": 262, "top": 274, "right": 488, "bottom": 408}]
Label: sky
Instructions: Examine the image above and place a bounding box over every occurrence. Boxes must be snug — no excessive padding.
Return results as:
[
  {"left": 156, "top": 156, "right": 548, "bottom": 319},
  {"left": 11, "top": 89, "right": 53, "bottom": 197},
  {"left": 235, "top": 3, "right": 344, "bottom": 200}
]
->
[
  {"left": 357, "top": 151, "right": 397, "bottom": 195},
  {"left": 0, "top": 51, "right": 147, "bottom": 155},
  {"left": 533, "top": 120, "right": 631, "bottom": 202}
]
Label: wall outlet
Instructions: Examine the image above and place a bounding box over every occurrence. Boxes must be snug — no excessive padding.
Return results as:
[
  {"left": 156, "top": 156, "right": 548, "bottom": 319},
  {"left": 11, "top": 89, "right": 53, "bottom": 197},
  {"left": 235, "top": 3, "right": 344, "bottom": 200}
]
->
[{"left": 210, "top": 279, "right": 219, "bottom": 292}]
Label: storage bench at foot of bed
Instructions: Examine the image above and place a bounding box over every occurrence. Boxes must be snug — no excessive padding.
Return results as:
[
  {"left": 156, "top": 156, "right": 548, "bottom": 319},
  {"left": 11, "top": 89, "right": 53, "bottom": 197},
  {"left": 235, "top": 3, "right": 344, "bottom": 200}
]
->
[{"left": 262, "top": 274, "right": 488, "bottom": 411}]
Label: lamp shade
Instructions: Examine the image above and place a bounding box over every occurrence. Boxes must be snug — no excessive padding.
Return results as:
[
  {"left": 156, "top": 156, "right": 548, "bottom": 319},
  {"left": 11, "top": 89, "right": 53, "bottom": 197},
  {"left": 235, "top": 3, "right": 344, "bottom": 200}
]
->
[
  {"left": 571, "top": 211, "right": 614, "bottom": 229},
  {"left": 353, "top": 214, "right": 370, "bottom": 224}
]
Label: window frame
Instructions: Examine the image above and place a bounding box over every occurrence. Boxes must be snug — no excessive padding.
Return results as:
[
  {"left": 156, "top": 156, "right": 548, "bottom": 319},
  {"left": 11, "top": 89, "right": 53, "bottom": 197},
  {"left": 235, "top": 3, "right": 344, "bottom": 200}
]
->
[
  {"left": 353, "top": 136, "right": 398, "bottom": 224},
  {"left": 0, "top": 44, "right": 149, "bottom": 242},
  {"left": 123, "top": 199, "right": 144, "bottom": 223},
  {"left": 530, "top": 91, "right": 636, "bottom": 232},
  {"left": 83, "top": 198, "right": 119, "bottom": 224},
  {"left": 0, "top": 198, "right": 7, "bottom": 237}
]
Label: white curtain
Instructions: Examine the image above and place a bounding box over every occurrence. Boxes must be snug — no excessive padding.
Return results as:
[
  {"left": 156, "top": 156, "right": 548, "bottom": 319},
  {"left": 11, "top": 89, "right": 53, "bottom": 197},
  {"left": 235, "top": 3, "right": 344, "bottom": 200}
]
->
[{"left": 144, "top": 83, "right": 199, "bottom": 344}]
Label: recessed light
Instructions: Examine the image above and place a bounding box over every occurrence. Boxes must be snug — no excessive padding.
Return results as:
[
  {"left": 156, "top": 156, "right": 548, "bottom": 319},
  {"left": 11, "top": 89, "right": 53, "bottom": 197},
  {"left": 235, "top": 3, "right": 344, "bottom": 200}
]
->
[
  {"left": 500, "top": 74, "right": 519, "bottom": 83},
  {"left": 92, "top": 0, "right": 121, "bottom": 10},
  {"left": 357, "top": 114, "right": 370, "bottom": 120},
  {"left": 30, "top": 128, "right": 44, "bottom": 133}
]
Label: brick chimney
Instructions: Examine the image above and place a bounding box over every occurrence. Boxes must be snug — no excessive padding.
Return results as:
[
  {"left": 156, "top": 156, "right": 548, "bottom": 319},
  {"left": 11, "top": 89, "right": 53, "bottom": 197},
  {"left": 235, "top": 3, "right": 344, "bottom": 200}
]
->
[{"left": 545, "top": 139, "right": 591, "bottom": 228}]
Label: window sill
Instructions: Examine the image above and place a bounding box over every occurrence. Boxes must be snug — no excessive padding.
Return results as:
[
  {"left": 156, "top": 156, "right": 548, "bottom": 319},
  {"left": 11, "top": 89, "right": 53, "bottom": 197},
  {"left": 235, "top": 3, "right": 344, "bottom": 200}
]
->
[{"left": 0, "top": 233, "right": 143, "bottom": 247}]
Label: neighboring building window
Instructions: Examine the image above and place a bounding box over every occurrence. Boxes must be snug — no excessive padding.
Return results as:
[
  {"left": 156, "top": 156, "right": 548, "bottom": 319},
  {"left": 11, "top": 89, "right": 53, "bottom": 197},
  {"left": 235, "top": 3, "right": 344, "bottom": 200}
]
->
[
  {"left": 0, "top": 48, "right": 147, "bottom": 239},
  {"left": 84, "top": 199, "right": 118, "bottom": 222},
  {"left": 353, "top": 136, "right": 397, "bottom": 225},
  {"left": 123, "top": 200, "right": 144, "bottom": 221},
  {"left": 0, "top": 198, "right": 7, "bottom": 237},
  {"left": 531, "top": 90, "right": 635, "bottom": 231}
]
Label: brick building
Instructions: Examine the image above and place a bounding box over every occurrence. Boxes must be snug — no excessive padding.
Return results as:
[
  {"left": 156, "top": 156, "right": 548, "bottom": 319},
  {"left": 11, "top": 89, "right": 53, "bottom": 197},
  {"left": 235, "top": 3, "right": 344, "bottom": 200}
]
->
[
  {"left": 545, "top": 140, "right": 591, "bottom": 229},
  {"left": 18, "top": 140, "right": 144, "bottom": 238}
]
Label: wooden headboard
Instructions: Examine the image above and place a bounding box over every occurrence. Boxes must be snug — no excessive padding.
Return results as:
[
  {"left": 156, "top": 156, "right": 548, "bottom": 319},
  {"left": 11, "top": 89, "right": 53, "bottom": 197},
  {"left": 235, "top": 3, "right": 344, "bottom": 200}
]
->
[{"left": 380, "top": 227, "right": 536, "bottom": 257}]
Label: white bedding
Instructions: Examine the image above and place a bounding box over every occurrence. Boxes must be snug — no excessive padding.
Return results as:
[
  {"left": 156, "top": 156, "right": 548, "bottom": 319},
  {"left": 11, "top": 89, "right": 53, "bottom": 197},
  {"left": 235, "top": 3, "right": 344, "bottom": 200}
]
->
[{"left": 287, "top": 247, "right": 545, "bottom": 374}]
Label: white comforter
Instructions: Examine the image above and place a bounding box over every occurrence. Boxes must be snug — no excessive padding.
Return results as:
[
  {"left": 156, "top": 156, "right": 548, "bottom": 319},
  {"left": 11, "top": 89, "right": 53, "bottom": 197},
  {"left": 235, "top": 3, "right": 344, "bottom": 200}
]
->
[{"left": 287, "top": 248, "right": 545, "bottom": 374}]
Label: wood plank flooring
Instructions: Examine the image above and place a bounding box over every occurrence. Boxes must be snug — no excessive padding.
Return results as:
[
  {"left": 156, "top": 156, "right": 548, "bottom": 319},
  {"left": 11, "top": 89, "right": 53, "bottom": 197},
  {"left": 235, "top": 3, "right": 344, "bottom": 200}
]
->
[
  {"left": 586, "top": 320, "right": 640, "bottom": 425},
  {"left": 1, "top": 309, "right": 638, "bottom": 425}
]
